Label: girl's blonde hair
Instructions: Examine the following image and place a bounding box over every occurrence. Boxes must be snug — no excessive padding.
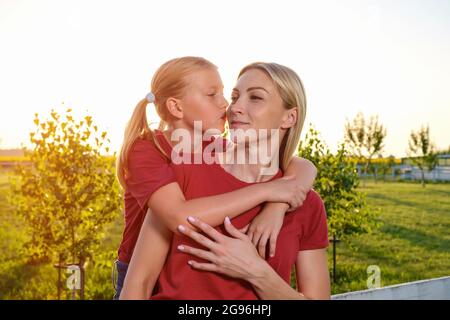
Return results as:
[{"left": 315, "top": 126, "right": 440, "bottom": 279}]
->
[
  {"left": 238, "top": 62, "right": 307, "bottom": 171},
  {"left": 117, "top": 56, "right": 217, "bottom": 188}
]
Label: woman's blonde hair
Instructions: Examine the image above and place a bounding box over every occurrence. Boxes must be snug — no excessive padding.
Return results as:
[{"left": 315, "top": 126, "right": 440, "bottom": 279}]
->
[
  {"left": 238, "top": 62, "right": 307, "bottom": 171},
  {"left": 116, "top": 56, "right": 217, "bottom": 188}
]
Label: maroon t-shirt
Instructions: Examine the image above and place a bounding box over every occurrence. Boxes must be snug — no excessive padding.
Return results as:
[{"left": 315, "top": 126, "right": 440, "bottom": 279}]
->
[
  {"left": 120, "top": 131, "right": 329, "bottom": 299},
  {"left": 151, "top": 146, "right": 329, "bottom": 299},
  {"left": 117, "top": 133, "right": 176, "bottom": 263}
]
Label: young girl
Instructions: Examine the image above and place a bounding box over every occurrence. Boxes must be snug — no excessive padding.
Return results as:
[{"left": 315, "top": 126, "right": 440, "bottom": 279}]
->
[{"left": 114, "top": 57, "right": 316, "bottom": 299}]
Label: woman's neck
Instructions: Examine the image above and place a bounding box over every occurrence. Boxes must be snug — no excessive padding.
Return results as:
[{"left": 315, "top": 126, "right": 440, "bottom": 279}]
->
[{"left": 220, "top": 137, "right": 282, "bottom": 183}]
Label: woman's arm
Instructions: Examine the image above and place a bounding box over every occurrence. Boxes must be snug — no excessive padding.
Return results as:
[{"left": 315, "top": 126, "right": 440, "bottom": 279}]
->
[
  {"left": 249, "top": 249, "right": 330, "bottom": 300},
  {"left": 148, "top": 174, "right": 303, "bottom": 235},
  {"left": 119, "top": 211, "right": 171, "bottom": 299},
  {"left": 176, "top": 216, "right": 330, "bottom": 300}
]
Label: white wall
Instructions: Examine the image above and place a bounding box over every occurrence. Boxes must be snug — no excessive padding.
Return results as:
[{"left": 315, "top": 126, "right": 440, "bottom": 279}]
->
[{"left": 332, "top": 276, "right": 450, "bottom": 300}]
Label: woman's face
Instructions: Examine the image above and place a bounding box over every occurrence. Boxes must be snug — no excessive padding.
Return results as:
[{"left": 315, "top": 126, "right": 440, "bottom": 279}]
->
[
  {"left": 228, "top": 69, "right": 295, "bottom": 139},
  {"left": 181, "top": 68, "right": 228, "bottom": 133}
]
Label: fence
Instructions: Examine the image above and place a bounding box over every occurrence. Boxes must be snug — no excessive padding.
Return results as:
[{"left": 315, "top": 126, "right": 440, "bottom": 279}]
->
[{"left": 332, "top": 276, "right": 450, "bottom": 300}]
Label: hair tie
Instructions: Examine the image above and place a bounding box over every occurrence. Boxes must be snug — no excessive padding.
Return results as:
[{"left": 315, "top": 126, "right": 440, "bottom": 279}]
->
[{"left": 146, "top": 92, "right": 155, "bottom": 104}]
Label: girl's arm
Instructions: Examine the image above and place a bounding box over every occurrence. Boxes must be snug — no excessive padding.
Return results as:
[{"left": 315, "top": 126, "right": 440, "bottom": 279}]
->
[
  {"left": 148, "top": 174, "right": 303, "bottom": 235},
  {"left": 246, "top": 157, "right": 317, "bottom": 258},
  {"left": 119, "top": 210, "right": 171, "bottom": 299}
]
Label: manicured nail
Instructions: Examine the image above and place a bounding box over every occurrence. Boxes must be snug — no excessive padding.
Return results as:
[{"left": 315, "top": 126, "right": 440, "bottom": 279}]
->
[
  {"left": 178, "top": 225, "right": 185, "bottom": 232},
  {"left": 177, "top": 245, "right": 184, "bottom": 251},
  {"left": 187, "top": 216, "right": 196, "bottom": 223},
  {"left": 188, "top": 260, "right": 193, "bottom": 265},
  {"left": 225, "top": 216, "right": 230, "bottom": 224}
]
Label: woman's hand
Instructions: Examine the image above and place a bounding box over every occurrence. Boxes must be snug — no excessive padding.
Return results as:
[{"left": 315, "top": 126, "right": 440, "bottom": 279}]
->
[{"left": 177, "top": 216, "right": 268, "bottom": 281}]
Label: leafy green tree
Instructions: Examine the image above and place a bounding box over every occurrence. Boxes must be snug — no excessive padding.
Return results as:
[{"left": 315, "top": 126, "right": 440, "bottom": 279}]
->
[
  {"left": 344, "top": 112, "right": 387, "bottom": 182},
  {"left": 9, "top": 108, "right": 121, "bottom": 299},
  {"left": 298, "top": 126, "right": 379, "bottom": 239},
  {"left": 408, "top": 125, "right": 438, "bottom": 187}
]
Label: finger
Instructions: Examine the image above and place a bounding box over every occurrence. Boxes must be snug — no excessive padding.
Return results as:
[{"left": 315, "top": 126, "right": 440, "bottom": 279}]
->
[
  {"left": 269, "top": 232, "right": 279, "bottom": 258},
  {"left": 239, "top": 224, "right": 250, "bottom": 234},
  {"left": 251, "top": 230, "right": 262, "bottom": 248},
  {"left": 178, "top": 225, "right": 218, "bottom": 250},
  {"left": 223, "top": 216, "right": 247, "bottom": 240},
  {"left": 257, "top": 233, "right": 270, "bottom": 259},
  {"left": 187, "top": 260, "right": 223, "bottom": 273},
  {"left": 177, "top": 245, "right": 217, "bottom": 263},
  {"left": 247, "top": 226, "right": 254, "bottom": 241},
  {"left": 187, "top": 216, "right": 224, "bottom": 243}
]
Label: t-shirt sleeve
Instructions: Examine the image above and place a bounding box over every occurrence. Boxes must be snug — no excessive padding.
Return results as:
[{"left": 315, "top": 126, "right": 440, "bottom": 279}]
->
[
  {"left": 126, "top": 138, "right": 177, "bottom": 211},
  {"left": 298, "top": 191, "right": 329, "bottom": 251}
]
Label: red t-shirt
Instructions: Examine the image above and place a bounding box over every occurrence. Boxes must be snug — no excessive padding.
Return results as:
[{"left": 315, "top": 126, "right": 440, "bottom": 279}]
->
[
  {"left": 117, "top": 131, "right": 218, "bottom": 263},
  {"left": 152, "top": 159, "right": 329, "bottom": 299},
  {"left": 117, "top": 132, "right": 176, "bottom": 263}
]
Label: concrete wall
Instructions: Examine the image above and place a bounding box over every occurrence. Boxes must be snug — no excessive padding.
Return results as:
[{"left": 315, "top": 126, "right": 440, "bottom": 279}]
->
[{"left": 332, "top": 276, "right": 450, "bottom": 300}]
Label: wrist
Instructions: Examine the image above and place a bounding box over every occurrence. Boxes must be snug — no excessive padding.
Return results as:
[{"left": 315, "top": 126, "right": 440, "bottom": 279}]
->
[
  {"left": 247, "top": 259, "right": 272, "bottom": 287},
  {"left": 254, "top": 183, "right": 270, "bottom": 202}
]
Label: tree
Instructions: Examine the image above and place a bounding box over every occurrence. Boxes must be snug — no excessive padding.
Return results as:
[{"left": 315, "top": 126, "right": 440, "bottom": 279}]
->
[
  {"left": 9, "top": 108, "right": 122, "bottom": 299},
  {"left": 344, "top": 112, "right": 387, "bottom": 182},
  {"left": 407, "top": 125, "right": 438, "bottom": 187},
  {"left": 298, "top": 126, "right": 379, "bottom": 283}
]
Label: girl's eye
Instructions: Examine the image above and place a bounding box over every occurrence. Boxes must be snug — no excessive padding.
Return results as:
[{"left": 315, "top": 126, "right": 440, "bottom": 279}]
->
[
  {"left": 230, "top": 96, "right": 238, "bottom": 102},
  {"left": 250, "top": 95, "right": 262, "bottom": 100},
  {"left": 208, "top": 93, "right": 217, "bottom": 97}
]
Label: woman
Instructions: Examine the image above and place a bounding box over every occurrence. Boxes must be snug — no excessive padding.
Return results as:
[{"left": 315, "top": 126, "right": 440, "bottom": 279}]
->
[
  {"left": 121, "top": 62, "right": 330, "bottom": 299},
  {"left": 114, "top": 57, "right": 317, "bottom": 299}
]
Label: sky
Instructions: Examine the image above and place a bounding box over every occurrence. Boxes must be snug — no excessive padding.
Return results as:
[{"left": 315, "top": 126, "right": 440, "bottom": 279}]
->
[{"left": 0, "top": 0, "right": 449, "bottom": 157}]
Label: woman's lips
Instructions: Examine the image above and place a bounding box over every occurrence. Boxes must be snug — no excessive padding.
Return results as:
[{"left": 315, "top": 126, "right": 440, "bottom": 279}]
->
[{"left": 230, "top": 121, "right": 249, "bottom": 128}]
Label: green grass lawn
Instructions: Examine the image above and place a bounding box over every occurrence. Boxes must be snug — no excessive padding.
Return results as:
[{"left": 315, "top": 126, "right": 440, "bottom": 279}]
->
[
  {"left": 1, "top": 169, "right": 449, "bottom": 298},
  {"left": 330, "top": 180, "right": 450, "bottom": 294}
]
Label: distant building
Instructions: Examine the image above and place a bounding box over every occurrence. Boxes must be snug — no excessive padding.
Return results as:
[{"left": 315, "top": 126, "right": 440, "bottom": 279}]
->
[{"left": 400, "top": 154, "right": 450, "bottom": 182}]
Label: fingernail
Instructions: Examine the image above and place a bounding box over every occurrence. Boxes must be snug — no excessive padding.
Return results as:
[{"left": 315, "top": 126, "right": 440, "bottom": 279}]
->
[
  {"left": 178, "top": 225, "right": 185, "bottom": 232},
  {"left": 177, "top": 245, "right": 184, "bottom": 251},
  {"left": 187, "top": 216, "right": 196, "bottom": 223},
  {"left": 188, "top": 260, "right": 193, "bottom": 265},
  {"left": 225, "top": 216, "right": 230, "bottom": 224}
]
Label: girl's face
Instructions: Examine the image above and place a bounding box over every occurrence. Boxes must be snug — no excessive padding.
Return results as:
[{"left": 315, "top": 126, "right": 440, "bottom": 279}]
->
[
  {"left": 180, "top": 68, "right": 228, "bottom": 133},
  {"left": 228, "top": 69, "right": 295, "bottom": 138}
]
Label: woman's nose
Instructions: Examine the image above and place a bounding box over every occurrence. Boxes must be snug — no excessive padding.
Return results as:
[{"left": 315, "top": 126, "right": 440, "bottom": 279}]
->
[{"left": 229, "top": 99, "right": 244, "bottom": 115}]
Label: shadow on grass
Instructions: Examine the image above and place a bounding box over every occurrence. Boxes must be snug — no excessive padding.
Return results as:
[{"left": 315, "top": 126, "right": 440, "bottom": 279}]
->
[
  {"left": 367, "top": 192, "right": 450, "bottom": 216},
  {"left": 381, "top": 224, "right": 450, "bottom": 254}
]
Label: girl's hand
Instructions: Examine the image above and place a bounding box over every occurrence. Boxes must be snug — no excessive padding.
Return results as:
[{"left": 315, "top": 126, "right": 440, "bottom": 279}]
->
[
  {"left": 245, "top": 207, "right": 285, "bottom": 259},
  {"left": 177, "top": 216, "right": 267, "bottom": 281},
  {"left": 265, "top": 175, "right": 305, "bottom": 210}
]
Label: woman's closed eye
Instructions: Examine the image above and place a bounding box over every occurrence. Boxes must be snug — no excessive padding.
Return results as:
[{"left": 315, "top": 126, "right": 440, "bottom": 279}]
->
[{"left": 250, "top": 95, "right": 263, "bottom": 100}]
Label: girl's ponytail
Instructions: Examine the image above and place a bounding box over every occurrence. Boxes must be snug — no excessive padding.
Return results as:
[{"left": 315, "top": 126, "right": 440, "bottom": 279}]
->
[{"left": 116, "top": 97, "right": 167, "bottom": 189}]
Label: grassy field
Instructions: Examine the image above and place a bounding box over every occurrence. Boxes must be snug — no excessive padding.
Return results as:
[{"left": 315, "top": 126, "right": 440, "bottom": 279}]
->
[
  {"left": 330, "top": 180, "right": 450, "bottom": 294},
  {"left": 0, "top": 169, "right": 449, "bottom": 298}
]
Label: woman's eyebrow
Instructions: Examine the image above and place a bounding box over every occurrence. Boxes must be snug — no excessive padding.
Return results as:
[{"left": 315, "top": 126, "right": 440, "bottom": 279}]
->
[
  {"left": 232, "top": 87, "right": 269, "bottom": 93},
  {"left": 247, "top": 86, "right": 269, "bottom": 93}
]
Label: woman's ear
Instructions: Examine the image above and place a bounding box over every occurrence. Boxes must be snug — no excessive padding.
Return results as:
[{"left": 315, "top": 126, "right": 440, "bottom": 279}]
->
[
  {"left": 166, "top": 98, "right": 184, "bottom": 119},
  {"left": 280, "top": 108, "right": 297, "bottom": 130}
]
